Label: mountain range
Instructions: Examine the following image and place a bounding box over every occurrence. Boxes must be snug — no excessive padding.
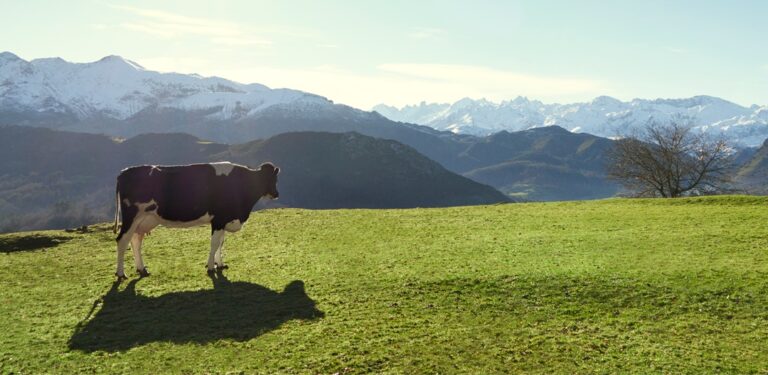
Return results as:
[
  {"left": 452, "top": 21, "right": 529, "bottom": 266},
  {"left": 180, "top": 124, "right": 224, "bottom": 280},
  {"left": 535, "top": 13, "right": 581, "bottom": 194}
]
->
[
  {"left": 0, "top": 52, "right": 621, "bottom": 201},
  {"left": 0, "top": 52, "right": 472, "bottom": 169},
  {"left": 2, "top": 51, "right": 768, "bottom": 231},
  {"left": 3, "top": 51, "right": 766, "bottom": 150},
  {"left": 0, "top": 51, "right": 324, "bottom": 123},
  {"left": 374, "top": 96, "right": 768, "bottom": 147}
]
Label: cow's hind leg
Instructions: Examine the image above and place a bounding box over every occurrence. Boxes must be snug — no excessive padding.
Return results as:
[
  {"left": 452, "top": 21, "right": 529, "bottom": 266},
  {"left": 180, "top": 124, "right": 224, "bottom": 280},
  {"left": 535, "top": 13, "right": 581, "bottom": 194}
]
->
[
  {"left": 115, "top": 203, "right": 137, "bottom": 280},
  {"left": 214, "top": 239, "right": 227, "bottom": 270},
  {"left": 207, "top": 230, "right": 226, "bottom": 274},
  {"left": 131, "top": 233, "right": 150, "bottom": 277},
  {"left": 115, "top": 232, "right": 131, "bottom": 280}
]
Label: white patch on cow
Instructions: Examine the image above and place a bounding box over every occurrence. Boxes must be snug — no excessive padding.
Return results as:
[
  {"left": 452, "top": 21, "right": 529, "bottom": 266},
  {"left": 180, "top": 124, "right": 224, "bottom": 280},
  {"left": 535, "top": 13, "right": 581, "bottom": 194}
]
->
[
  {"left": 211, "top": 162, "right": 236, "bottom": 176},
  {"left": 130, "top": 199, "right": 214, "bottom": 234},
  {"left": 136, "top": 199, "right": 158, "bottom": 212},
  {"left": 224, "top": 219, "right": 243, "bottom": 232},
  {"left": 132, "top": 200, "right": 159, "bottom": 235},
  {"left": 149, "top": 165, "right": 162, "bottom": 176},
  {"left": 159, "top": 213, "right": 214, "bottom": 229},
  {"left": 134, "top": 214, "right": 159, "bottom": 235}
]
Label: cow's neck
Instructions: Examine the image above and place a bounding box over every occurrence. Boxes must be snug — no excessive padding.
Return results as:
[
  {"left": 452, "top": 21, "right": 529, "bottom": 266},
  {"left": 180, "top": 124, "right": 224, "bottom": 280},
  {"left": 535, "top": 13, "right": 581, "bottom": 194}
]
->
[{"left": 246, "top": 170, "right": 270, "bottom": 207}]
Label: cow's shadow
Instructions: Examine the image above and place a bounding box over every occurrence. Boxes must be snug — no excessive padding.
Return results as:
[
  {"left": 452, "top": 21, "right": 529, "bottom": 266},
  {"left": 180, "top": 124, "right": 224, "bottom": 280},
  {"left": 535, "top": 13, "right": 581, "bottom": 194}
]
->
[
  {"left": 68, "top": 273, "right": 324, "bottom": 352},
  {"left": 0, "top": 234, "right": 72, "bottom": 253}
]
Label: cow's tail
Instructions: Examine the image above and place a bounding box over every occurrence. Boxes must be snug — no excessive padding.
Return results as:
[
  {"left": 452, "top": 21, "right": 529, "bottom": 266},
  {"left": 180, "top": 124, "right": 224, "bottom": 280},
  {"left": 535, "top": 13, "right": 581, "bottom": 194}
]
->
[{"left": 113, "top": 183, "right": 121, "bottom": 234}]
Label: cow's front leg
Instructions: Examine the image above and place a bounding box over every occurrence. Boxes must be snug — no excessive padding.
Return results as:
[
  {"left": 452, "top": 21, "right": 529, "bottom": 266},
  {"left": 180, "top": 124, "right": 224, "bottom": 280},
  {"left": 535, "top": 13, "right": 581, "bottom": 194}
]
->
[
  {"left": 214, "top": 241, "right": 227, "bottom": 270},
  {"left": 207, "top": 230, "right": 226, "bottom": 274},
  {"left": 131, "top": 233, "right": 150, "bottom": 277}
]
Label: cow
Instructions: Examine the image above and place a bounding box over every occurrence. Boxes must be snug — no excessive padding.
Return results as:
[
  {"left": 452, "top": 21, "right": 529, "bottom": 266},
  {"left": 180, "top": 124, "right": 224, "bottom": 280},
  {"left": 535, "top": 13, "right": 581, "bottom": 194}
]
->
[{"left": 113, "top": 161, "right": 280, "bottom": 280}]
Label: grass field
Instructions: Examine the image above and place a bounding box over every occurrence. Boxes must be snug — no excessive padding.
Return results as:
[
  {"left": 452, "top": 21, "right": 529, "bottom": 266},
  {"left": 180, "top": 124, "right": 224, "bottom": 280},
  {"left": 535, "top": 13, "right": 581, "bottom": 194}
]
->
[{"left": 2, "top": 196, "right": 768, "bottom": 373}]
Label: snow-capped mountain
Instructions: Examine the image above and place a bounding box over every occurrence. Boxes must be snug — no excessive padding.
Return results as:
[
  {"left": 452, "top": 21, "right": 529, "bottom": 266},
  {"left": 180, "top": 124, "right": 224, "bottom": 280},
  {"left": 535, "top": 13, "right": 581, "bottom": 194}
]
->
[
  {"left": 0, "top": 52, "right": 470, "bottom": 167},
  {"left": 374, "top": 96, "right": 768, "bottom": 147},
  {"left": 0, "top": 51, "right": 329, "bottom": 122}
]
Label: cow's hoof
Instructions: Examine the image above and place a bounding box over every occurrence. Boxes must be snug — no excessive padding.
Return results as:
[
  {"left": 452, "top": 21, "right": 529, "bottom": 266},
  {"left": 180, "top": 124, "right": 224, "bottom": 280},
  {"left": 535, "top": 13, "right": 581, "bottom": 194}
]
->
[
  {"left": 137, "top": 268, "right": 150, "bottom": 278},
  {"left": 115, "top": 273, "right": 127, "bottom": 281},
  {"left": 216, "top": 264, "right": 229, "bottom": 270}
]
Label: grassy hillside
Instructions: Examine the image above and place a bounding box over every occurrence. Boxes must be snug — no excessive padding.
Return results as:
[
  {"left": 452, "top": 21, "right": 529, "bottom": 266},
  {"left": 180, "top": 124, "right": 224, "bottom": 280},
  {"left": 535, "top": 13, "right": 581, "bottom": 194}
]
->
[
  {"left": 221, "top": 132, "right": 508, "bottom": 208},
  {"left": 2, "top": 197, "right": 768, "bottom": 373},
  {"left": 737, "top": 139, "right": 768, "bottom": 193},
  {"left": 458, "top": 126, "right": 620, "bottom": 200}
]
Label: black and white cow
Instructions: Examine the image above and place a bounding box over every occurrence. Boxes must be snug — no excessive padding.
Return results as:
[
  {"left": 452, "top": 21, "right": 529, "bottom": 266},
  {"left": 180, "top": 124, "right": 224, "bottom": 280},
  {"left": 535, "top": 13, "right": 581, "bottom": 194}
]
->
[{"left": 113, "top": 162, "right": 280, "bottom": 279}]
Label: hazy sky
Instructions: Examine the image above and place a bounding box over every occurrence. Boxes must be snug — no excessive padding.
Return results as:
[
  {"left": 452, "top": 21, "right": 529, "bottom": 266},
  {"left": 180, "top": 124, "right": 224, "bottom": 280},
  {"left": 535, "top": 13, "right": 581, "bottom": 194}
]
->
[{"left": 2, "top": 0, "right": 766, "bottom": 109}]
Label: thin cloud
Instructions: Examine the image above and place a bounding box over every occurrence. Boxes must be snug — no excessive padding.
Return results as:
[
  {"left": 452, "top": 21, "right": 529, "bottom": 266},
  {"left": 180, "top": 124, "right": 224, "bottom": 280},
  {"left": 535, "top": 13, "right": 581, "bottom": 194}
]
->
[
  {"left": 409, "top": 27, "right": 445, "bottom": 40},
  {"left": 135, "top": 56, "right": 215, "bottom": 74},
  {"left": 121, "top": 22, "right": 177, "bottom": 38},
  {"left": 210, "top": 37, "right": 272, "bottom": 47},
  {"left": 377, "top": 63, "right": 607, "bottom": 98},
  {"left": 134, "top": 57, "right": 610, "bottom": 109},
  {"left": 111, "top": 4, "right": 271, "bottom": 46}
]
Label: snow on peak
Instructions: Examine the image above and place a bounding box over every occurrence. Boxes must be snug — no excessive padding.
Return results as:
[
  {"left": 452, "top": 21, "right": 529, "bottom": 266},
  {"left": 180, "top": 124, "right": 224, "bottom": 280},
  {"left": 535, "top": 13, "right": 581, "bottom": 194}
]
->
[
  {"left": 649, "top": 95, "right": 739, "bottom": 109},
  {"left": 0, "top": 52, "right": 328, "bottom": 121},
  {"left": 509, "top": 96, "right": 531, "bottom": 105},
  {"left": 95, "top": 55, "right": 145, "bottom": 70},
  {"left": 30, "top": 57, "right": 66, "bottom": 65},
  {"left": 0, "top": 51, "right": 22, "bottom": 63},
  {"left": 755, "top": 106, "right": 768, "bottom": 120},
  {"left": 375, "top": 96, "right": 768, "bottom": 147},
  {"left": 591, "top": 95, "right": 622, "bottom": 107},
  {"left": 451, "top": 97, "right": 483, "bottom": 110}
]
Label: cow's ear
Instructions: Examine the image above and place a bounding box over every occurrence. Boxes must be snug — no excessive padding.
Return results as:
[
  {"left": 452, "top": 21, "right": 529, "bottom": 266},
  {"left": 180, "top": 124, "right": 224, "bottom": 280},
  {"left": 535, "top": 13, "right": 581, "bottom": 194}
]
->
[
  {"left": 259, "top": 163, "right": 274, "bottom": 172},
  {"left": 274, "top": 167, "right": 280, "bottom": 175}
]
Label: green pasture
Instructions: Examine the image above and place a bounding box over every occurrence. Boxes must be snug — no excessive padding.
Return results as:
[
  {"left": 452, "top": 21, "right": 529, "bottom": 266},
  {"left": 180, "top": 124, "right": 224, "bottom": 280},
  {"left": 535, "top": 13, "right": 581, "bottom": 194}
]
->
[{"left": 1, "top": 196, "right": 767, "bottom": 373}]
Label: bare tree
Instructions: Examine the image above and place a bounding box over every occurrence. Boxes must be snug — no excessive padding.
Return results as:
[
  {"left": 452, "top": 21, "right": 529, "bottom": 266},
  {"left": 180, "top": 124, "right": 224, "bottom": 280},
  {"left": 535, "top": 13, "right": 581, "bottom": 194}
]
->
[{"left": 607, "top": 119, "right": 733, "bottom": 198}]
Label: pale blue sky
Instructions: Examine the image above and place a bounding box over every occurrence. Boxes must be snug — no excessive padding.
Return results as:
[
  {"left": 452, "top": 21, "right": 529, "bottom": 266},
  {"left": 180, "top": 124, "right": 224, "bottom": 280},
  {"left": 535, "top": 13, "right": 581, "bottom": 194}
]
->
[{"left": 1, "top": 0, "right": 766, "bottom": 108}]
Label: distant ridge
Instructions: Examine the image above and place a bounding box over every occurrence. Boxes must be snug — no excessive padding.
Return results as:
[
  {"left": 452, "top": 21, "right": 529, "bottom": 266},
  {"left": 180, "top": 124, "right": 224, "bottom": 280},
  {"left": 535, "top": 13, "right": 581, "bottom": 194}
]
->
[{"left": 374, "top": 96, "right": 768, "bottom": 147}]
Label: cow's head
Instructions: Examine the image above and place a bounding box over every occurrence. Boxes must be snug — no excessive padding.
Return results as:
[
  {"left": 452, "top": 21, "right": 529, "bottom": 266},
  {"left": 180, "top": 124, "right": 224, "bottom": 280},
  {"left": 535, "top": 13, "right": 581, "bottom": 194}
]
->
[{"left": 258, "top": 162, "right": 280, "bottom": 199}]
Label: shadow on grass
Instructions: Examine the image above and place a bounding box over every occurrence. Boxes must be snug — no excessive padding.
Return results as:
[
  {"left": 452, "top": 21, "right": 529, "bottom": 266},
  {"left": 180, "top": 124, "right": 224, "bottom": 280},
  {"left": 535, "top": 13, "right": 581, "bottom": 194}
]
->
[
  {"left": 68, "top": 272, "right": 324, "bottom": 352},
  {"left": 0, "top": 234, "right": 72, "bottom": 253}
]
